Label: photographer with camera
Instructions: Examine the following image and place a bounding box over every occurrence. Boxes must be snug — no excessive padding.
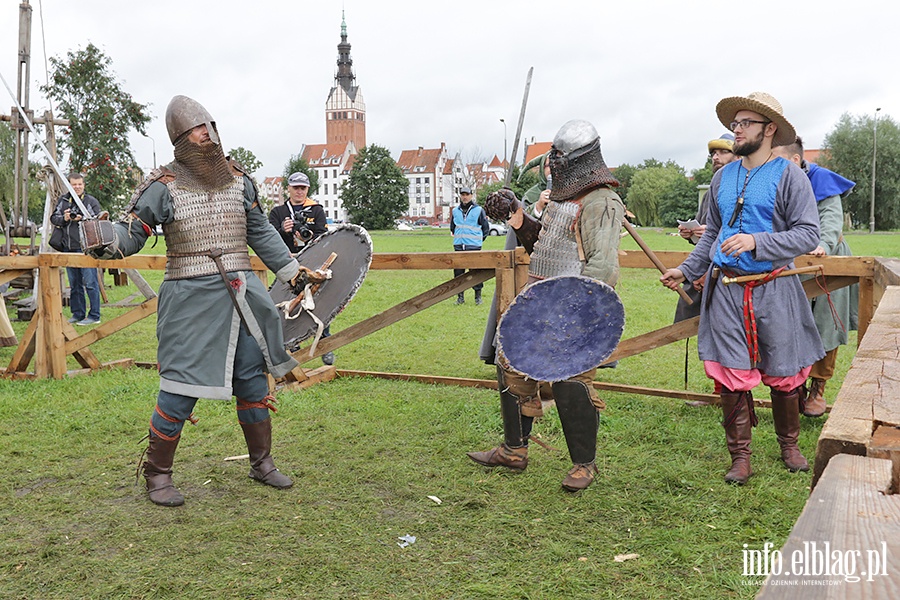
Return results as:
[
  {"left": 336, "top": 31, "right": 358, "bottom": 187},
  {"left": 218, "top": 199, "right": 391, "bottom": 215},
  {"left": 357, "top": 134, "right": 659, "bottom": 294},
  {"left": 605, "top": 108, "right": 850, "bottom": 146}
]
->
[
  {"left": 49, "top": 172, "right": 103, "bottom": 326},
  {"left": 268, "top": 171, "right": 334, "bottom": 364},
  {"left": 269, "top": 172, "right": 327, "bottom": 253}
]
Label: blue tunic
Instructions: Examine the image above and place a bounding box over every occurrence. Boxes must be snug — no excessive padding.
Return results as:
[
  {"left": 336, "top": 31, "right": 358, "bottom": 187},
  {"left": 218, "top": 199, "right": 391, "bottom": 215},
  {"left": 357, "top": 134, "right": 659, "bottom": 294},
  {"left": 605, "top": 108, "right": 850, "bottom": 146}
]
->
[{"left": 678, "top": 158, "right": 825, "bottom": 376}]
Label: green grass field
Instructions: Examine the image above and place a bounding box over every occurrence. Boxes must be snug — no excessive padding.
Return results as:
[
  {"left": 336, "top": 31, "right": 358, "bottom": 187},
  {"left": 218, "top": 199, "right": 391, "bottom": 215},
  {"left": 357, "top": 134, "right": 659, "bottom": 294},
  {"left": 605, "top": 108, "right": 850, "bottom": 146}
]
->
[{"left": 0, "top": 228, "right": 896, "bottom": 599}]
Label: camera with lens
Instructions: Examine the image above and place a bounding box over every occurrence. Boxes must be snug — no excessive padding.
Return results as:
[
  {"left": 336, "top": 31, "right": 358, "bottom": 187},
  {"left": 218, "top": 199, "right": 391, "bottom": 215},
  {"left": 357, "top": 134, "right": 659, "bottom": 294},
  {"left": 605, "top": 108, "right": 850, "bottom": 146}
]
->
[
  {"left": 291, "top": 208, "right": 314, "bottom": 243},
  {"left": 67, "top": 203, "right": 83, "bottom": 220}
]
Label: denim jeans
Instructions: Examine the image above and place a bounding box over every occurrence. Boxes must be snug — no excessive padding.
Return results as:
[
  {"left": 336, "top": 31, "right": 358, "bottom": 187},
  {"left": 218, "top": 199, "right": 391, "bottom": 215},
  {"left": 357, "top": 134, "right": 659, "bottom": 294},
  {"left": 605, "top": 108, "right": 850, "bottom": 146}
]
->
[{"left": 66, "top": 266, "right": 101, "bottom": 321}]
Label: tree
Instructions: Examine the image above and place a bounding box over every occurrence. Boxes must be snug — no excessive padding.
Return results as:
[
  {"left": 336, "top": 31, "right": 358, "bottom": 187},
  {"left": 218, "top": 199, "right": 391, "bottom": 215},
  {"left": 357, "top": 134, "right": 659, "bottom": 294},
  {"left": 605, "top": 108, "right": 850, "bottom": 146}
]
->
[
  {"left": 0, "top": 122, "right": 47, "bottom": 227},
  {"left": 821, "top": 112, "right": 900, "bottom": 230},
  {"left": 627, "top": 164, "right": 694, "bottom": 227},
  {"left": 341, "top": 144, "right": 409, "bottom": 230},
  {"left": 613, "top": 158, "right": 669, "bottom": 202},
  {"left": 281, "top": 154, "right": 319, "bottom": 196},
  {"left": 42, "top": 43, "right": 150, "bottom": 214},
  {"left": 228, "top": 146, "right": 262, "bottom": 175}
]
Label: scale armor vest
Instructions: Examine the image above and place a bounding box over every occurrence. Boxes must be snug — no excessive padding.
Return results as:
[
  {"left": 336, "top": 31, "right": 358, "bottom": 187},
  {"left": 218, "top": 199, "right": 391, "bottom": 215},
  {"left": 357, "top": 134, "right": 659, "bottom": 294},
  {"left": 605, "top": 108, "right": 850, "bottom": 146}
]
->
[
  {"left": 162, "top": 177, "right": 252, "bottom": 280},
  {"left": 529, "top": 200, "right": 583, "bottom": 280}
]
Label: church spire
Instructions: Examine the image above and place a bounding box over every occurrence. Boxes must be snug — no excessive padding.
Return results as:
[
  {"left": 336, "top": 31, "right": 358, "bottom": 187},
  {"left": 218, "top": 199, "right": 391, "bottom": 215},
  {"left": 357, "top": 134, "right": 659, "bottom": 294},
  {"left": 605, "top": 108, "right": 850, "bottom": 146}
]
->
[{"left": 335, "top": 10, "right": 355, "bottom": 93}]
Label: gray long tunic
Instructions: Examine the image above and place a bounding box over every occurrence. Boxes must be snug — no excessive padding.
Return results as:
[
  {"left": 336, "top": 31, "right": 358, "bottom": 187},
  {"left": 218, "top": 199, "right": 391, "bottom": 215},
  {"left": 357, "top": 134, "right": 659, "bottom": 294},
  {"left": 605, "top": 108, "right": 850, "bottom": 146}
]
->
[
  {"left": 114, "top": 174, "right": 300, "bottom": 399},
  {"left": 810, "top": 194, "right": 858, "bottom": 351},
  {"left": 678, "top": 160, "right": 825, "bottom": 376}
]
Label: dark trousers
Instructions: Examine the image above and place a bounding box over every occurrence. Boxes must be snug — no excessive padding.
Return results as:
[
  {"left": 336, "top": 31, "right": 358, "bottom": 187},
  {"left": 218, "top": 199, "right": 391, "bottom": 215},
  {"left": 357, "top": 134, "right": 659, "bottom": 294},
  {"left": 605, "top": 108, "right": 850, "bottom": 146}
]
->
[{"left": 453, "top": 244, "right": 483, "bottom": 292}]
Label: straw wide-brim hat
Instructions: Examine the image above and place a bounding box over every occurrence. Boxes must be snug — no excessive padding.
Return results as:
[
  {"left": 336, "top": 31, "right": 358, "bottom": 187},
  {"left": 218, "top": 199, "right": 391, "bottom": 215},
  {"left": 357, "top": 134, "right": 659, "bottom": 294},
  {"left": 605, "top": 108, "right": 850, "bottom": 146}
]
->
[{"left": 715, "top": 92, "right": 796, "bottom": 147}]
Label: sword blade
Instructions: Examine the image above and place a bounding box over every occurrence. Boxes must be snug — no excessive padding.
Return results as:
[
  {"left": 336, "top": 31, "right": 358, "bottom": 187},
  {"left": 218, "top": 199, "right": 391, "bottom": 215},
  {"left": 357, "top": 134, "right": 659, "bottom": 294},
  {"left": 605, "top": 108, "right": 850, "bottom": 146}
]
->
[
  {"left": 0, "top": 69, "right": 91, "bottom": 216},
  {"left": 504, "top": 67, "right": 533, "bottom": 187}
]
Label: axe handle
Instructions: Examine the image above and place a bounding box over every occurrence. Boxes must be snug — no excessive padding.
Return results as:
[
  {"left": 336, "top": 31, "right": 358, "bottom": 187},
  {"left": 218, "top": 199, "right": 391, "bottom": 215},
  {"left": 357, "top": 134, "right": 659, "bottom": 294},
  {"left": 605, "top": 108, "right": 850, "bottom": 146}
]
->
[
  {"left": 287, "top": 252, "right": 339, "bottom": 314},
  {"left": 622, "top": 219, "right": 693, "bottom": 305}
]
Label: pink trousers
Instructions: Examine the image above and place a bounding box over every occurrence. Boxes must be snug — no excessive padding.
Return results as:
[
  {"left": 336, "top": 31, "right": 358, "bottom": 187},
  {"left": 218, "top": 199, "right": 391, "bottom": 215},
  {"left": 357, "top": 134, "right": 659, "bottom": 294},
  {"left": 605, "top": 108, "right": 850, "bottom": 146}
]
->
[{"left": 704, "top": 361, "right": 811, "bottom": 393}]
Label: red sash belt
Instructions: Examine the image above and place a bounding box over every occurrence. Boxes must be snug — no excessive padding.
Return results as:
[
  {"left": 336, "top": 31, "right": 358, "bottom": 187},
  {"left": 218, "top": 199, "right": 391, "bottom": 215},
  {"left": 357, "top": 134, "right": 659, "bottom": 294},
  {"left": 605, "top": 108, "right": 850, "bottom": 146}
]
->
[{"left": 723, "top": 266, "right": 786, "bottom": 365}]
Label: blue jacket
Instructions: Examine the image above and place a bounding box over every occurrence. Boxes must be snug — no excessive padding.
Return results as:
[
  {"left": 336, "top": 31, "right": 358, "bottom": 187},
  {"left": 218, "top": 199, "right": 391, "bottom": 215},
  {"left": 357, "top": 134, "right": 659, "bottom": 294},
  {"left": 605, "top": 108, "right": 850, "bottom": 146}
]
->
[{"left": 451, "top": 202, "right": 489, "bottom": 248}]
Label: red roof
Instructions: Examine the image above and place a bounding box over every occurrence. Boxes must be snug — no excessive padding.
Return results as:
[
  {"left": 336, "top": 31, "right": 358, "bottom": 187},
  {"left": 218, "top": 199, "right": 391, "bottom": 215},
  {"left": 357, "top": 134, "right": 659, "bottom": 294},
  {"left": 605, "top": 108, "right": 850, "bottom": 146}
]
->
[
  {"left": 488, "top": 154, "right": 504, "bottom": 168},
  {"left": 302, "top": 143, "right": 352, "bottom": 165},
  {"left": 804, "top": 149, "right": 823, "bottom": 164},
  {"left": 397, "top": 147, "right": 443, "bottom": 173},
  {"left": 443, "top": 158, "right": 455, "bottom": 175},
  {"left": 523, "top": 141, "right": 552, "bottom": 166}
]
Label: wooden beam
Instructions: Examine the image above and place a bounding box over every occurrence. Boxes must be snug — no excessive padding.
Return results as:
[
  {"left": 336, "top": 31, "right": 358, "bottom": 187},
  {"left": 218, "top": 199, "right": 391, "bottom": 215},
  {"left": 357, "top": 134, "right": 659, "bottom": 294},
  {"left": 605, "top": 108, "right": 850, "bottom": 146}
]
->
[
  {"left": 6, "top": 312, "right": 38, "bottom": 373},
  {"left": 292, "top": 270, "right": 493, "bottom": 362},
  {"left": 335, "top": 370, "right": 747, "bottom": 407},
  {"left": 495, "top": 267, "right": 516, "bottom": 314},
  {"left": 65, "top": 358, "right": 135, "bottom": 377},
  {"left": 758, "top": 454, "right": 900, "bottom": 597},
  {"left": 279, "top": 364, "right": 336, "bottom": 391},
  {"left": 868, "top": 425, "right": 900, "bottom": 494},
  {"left": 61, "top": 320, "right": 102, "bottom": 369},
  {"left": 370, "top": 250, "right": 516, "bottom": 270},
  {"left": 0, "top": 269, "right": 30, "bottom": 287},
  {"left": 64, "top": 297, "right": 158, "bottom": 355},
  {"left": 35, "top": 267, "right": 67, "bottom": 379},
  {"left": 604, "top": 317, "right": 698, "bottom": 363},
  {"left": 858, "top": 276, "right": 875, "bottom": 343}
]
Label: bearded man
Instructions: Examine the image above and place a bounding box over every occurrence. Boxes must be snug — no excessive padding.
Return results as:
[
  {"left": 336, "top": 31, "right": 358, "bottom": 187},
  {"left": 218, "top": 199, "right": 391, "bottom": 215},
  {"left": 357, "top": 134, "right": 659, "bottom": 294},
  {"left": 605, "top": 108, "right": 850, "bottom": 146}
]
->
[
  {"left": 89, "top": 95, "right": 302, "bottom": 506},
  {"left": 661, "top": 92, "right": 824, "bottom": 485}
]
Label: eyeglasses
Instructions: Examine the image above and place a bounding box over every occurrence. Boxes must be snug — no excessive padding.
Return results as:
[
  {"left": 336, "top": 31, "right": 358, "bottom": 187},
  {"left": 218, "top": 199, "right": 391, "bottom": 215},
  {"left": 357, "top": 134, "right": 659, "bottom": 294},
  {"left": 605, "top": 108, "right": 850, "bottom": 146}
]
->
[{"left": 729, "top": 119, "right": 770, "bottom": 132}]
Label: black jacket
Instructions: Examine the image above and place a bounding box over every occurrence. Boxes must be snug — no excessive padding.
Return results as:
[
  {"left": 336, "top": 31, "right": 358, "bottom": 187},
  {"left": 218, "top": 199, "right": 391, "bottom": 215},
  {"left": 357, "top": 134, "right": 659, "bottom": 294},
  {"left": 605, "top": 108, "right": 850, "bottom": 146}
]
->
[
  {"left": 49, "top": 193, "right": 102, "bottom": 252},
  {"left": 268, "top": 200, "right": 328, "bottom": 253}
]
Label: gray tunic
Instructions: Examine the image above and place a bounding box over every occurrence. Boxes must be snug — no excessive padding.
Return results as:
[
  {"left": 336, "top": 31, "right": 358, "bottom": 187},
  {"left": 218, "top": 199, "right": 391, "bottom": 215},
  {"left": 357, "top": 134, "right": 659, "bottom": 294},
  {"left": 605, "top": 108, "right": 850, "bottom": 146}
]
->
[
  {"left": 810, "top": 194, "right": 858, "bottom": 351},
  {"left": 678, "top": 162, "right": 825, "bottom": 376},
  {"left": 114, "top": 174, "right": 300, "bottom": 399}
]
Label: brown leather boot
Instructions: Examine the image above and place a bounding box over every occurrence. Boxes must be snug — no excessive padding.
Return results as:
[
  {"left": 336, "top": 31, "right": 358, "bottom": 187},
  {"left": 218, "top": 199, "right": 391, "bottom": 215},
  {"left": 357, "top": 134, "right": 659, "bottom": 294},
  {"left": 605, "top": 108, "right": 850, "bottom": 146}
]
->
[
  {"left": 561, "top": 462, "right": 599, "bottom": 491},
  {"left": 143, "top": 434, "right": 185, "bottom": 507},
  {"left": 720, "top": 390, "right": 755, "bottom": 485},
  {"left": 553, "top": 380, "right": 600, "bottom": 492},
  {"left": 467, "top": 368, "right": 531, "bottom": 470},
  {"left": 771, "top": 386, "right": 810, "bottom": 472},
  {"left": 802, "top": 378, "right": 827, "bottom": 418},
  {"left": 466, "top": 444, "right": 529, "bottom": 470},
  {"left": 240, "top": 419, "right": 293, "bottom": 489}
]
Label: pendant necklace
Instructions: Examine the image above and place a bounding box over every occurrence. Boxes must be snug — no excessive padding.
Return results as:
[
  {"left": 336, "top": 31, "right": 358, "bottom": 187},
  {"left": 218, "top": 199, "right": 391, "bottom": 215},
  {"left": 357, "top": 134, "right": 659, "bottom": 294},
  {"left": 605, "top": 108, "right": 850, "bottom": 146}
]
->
[{"left": 728, "top": 152, "right": 774, "bottom": 228}]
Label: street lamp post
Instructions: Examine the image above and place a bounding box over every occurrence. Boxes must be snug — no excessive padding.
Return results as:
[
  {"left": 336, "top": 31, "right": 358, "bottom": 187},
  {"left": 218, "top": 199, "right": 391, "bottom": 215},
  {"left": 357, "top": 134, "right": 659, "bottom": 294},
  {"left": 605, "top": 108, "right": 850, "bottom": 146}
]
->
[
  {"left": 145, "top": 133, "right": 157, "bottom": 169},
  {"left": 869, "top": 107, "right": 881, "bottom": 234},
  {"left": 499, "top": 118, "right": 507, "bottom": 171}
]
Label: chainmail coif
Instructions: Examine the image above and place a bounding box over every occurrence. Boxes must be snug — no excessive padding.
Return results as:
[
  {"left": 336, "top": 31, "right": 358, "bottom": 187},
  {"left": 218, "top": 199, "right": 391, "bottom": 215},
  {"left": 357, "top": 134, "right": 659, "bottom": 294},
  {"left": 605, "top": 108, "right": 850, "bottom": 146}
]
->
[{"left": 172, "top": 136, "right": 235, "bottom": 192}]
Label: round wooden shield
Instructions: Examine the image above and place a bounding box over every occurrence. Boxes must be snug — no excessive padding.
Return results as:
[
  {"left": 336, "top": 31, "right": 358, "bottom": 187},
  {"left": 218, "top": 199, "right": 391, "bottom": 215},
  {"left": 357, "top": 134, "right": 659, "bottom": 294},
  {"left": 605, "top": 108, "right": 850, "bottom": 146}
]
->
[
  {"left": 497, "top": 276, "right": 625, "bottom": 382},
  {"left": 269, "top": 224, "right": 372, "bottom": 348}
]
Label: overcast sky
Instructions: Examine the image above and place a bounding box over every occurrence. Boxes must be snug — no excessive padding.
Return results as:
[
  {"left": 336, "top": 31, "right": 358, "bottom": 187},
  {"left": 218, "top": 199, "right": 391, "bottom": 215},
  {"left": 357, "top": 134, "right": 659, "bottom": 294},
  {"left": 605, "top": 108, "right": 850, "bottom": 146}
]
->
[{"left": 1, "top": 0, "right": 895, "bottom": 179}]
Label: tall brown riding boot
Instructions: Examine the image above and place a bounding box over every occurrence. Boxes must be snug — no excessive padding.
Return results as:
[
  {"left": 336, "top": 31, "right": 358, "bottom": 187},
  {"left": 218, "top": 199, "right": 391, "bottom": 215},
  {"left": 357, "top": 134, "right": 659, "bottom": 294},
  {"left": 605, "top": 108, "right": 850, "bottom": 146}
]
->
[
  {"left": 720, "top": 390, "right": 756, "bottom": 485},
  {"left": 467, "top": 367, "right": 530, "bottom": 471},
  {"left": 143, "top": 433, "right": 185, "bottom": 507},
  {"left": 802, "top": 378, "right": 827, "bottom": 418},
  {"left": 770, "top": 386, "right": 810, "bottom": 472},
  {"left": 240, "top": 419, "right": 294, "bottom": 488}
]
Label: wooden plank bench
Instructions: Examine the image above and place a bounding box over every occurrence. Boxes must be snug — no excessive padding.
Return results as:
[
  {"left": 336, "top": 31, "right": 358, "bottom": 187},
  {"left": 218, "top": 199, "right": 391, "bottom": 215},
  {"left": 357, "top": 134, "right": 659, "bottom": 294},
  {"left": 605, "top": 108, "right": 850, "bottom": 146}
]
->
[
  {"left": 757, "top": 454, "right": 900, "bottom": 598},
  {"left": 813, "top": 286, "right": 900, "bottom": 487}
]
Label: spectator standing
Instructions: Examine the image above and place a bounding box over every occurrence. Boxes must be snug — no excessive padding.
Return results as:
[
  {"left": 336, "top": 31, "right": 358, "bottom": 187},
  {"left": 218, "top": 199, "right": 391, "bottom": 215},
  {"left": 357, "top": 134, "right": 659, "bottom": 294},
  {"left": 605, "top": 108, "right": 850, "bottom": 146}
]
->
[
  {"left": 450, "top": 186, "right": 490, "bottom": 305},
  {"left": 50, "top": 172, "right": 103, "bottom": 325}
]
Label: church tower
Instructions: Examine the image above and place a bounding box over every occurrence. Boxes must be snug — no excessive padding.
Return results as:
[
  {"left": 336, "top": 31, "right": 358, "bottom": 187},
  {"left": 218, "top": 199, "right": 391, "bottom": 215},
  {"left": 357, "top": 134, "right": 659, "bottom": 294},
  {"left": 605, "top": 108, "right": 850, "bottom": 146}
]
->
[{"left": 325, "top": 12, "right": 366, "bottom": 149}]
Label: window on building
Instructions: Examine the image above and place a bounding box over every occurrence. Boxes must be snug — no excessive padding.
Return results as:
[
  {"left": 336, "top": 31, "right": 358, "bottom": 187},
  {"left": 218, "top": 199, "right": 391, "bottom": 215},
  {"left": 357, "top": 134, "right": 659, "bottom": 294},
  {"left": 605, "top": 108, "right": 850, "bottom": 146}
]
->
[{"left": 333, "top": 169, "right": 337, "bottom": 179}]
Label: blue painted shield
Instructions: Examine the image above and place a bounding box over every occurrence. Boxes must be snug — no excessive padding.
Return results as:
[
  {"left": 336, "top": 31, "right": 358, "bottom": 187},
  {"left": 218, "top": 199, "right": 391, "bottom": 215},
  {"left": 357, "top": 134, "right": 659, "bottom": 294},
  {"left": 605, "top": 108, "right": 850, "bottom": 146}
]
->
[{"left": 497, "top": 276, "right": 625, "bottom": 382}]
